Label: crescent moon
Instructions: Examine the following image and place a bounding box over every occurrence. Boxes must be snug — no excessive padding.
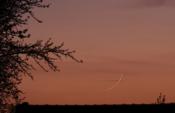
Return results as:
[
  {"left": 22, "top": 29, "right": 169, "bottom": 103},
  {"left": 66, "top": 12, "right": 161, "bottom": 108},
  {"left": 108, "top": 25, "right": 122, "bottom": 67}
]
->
[{"left": 105, "top": 74, "right": 124, "bottom": 91}]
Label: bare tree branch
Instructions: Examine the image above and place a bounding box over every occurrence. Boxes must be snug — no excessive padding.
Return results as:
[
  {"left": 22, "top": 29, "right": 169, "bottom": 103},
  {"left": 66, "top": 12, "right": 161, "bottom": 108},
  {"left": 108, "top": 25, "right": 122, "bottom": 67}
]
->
[{"left": 0, "top": 0, "right": 82, "bottom": 112}]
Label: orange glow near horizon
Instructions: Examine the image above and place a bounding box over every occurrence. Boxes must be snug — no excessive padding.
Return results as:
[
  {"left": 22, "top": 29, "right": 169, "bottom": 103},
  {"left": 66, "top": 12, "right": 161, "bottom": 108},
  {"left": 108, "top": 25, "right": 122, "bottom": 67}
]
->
[{"left": 21, "top": 0, "right": 175, "bottom": 105}]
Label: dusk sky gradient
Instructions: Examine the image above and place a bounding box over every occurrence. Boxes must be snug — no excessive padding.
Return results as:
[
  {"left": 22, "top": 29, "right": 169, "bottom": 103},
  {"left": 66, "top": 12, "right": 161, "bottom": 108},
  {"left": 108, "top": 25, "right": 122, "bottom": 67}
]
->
[{"left": 21, "top": 0, "right": 175, "bottom": 105}]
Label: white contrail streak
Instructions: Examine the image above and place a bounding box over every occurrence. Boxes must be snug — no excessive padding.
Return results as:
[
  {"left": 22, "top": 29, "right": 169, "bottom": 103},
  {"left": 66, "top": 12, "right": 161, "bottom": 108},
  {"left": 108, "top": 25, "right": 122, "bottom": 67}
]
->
[{"left": 105, "top": 74, "right": 124, "bottom": 91}]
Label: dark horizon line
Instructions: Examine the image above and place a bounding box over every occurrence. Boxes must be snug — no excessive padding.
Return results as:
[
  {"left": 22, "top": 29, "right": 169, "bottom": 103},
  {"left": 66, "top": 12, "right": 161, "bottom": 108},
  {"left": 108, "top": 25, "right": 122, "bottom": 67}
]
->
[{"left": 19, "top": 102, "right": 175, "bottom": 106}]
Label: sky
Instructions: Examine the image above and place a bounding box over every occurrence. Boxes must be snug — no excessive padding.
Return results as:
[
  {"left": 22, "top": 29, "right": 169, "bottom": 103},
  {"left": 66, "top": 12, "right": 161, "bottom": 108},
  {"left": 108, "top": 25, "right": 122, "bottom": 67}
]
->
[{"left": 21, "top": 0, "right": 175, "bottom": 105}]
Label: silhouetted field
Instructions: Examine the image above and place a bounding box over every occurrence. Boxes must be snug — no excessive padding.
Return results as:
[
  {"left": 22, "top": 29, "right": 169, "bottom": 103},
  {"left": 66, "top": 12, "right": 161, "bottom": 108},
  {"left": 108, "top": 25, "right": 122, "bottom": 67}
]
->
[{"left": 16, "top": 103, "right": 175, "bottom": 113}]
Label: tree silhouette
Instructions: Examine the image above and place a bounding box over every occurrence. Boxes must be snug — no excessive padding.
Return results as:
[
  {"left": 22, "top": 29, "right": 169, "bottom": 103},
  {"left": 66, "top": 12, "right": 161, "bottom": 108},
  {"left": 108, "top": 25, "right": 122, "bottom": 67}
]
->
[{"left": 0, "top": 0, "right": 82, "bottom": 112}]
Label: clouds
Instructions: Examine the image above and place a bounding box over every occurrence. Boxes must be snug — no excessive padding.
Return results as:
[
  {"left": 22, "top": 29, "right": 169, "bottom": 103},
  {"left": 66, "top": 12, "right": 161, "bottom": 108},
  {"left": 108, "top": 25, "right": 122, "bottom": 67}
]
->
[
  {"left": 55, "top": 0, "right": 175, "bottom": 10},
  {"left": 138, "top": 0, "right": 174, "bottom": 7},
  {"left": 116, "top": 0, "right": 175, "bottom": 9},
  {"left": 136, "top": 0, "right": 175, "bottom": 8},
  {"left": 139, "top": 0, "right": 167, "bottom": 7}
]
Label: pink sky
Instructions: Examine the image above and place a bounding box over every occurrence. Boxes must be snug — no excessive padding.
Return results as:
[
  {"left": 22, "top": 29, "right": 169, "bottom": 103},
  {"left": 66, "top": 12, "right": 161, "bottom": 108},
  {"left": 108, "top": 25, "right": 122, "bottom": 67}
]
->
[{"left": 21, "top": 0, "right": 175, "bottom": 104}]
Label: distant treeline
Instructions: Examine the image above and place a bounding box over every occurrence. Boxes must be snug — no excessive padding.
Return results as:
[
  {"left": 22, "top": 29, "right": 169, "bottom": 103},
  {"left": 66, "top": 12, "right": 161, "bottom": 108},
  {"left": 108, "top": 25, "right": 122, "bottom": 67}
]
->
[{"left": 16, "top": 103, "right": 175, "bottom": 113}]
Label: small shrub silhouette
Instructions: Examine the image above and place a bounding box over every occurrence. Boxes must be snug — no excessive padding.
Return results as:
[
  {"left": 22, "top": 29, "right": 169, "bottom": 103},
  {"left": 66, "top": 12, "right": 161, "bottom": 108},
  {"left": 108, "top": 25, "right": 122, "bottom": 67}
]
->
[{"left": 156, "top": 93, "right": 166, "bottom": 104}]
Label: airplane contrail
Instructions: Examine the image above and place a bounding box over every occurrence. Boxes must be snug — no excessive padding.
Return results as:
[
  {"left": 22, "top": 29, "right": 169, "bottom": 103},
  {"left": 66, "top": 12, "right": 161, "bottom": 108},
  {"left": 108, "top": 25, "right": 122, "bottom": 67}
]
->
[{"left": 105, "top": 74, "right": 124, "bottom": 91}]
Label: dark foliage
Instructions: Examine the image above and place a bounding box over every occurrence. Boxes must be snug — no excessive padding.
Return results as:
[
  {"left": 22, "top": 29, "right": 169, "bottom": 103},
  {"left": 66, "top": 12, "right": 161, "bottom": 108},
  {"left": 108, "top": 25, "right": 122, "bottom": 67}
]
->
[{"left": 0, "top": 0, "right": 82, "bottom": 112}]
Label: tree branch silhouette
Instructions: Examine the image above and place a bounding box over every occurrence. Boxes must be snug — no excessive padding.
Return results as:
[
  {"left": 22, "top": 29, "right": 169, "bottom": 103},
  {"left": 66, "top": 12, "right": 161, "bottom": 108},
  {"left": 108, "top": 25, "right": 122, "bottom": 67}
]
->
[{"left": 0, "top": 0, "right": 82, "bottom": 112}]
